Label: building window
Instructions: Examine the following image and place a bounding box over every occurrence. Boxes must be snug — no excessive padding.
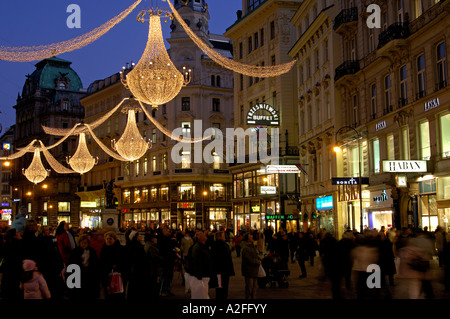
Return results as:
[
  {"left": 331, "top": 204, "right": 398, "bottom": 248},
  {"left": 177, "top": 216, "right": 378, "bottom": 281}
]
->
[
  {"left": 181, "top": 97, "right": 190, "bottom": 111},
  {"left": 211, "top": 75, "right": 216, "bottom": 87},
  {"left": 399, "top": 65, "right": 408, "bottom": 106},
  {"left": 216, "top": 76, "right": 221, "bottom": 87},
  {"left": 397, "top": 0, "right": 404, "bottom": 22},
  {"left": 260, "top": 28, "right": 264, "bottom": 46},
  {"left": 161, "top": 186, "right": 169, "bottom": 201},
  {"left": 306, "top": 59, "right": 311, "bottom": 78},
  {"left": 181, "top": 151, "right": 191, "bottom": 169},
  {"left": 315, "top": 49, "right": 320, "bottom": 71},
  {"left": 326, "top": 92, "right": 331, "bottom": 120},
  {"left": 254, "top": 32, "right": 259, "bottom": 49},
  {"left": 240, "top": 105, "right": 244, "bottom": 125},
  {"left": 371, "top": 84, "right": 377, "bottom": 119},
  {"left": 248, "top": 36, "right": 252, "bottom": 53},
  {"left": 152, "top": 156, "right": 157, "bottom": 171},
  {"left": 417, "top": 54, "right": 426, "bottom": 98},
  {"left": 181, "top": 122, "right": 191, "bottom": 138},
  {"left": 316, "top": 98, "right": 321, "bottom": 125},
  {"left": 239, "top": 42, "right": 243, "bottom": 59},
  {"left": 384, "top": 75, "right": 392, "bottom": 113},
  {"left": 144, "top": 157, "right": 148, "bottom": 175},
  {"left": 135, "top": 160, "right": 140, "bottom": 176},
  {"left": 373, "top": 139, "right": 380, "bottom": 173},
  {"left": 351, "top": 146, "right": 361, "bottom": 176},
  {"left": 368, "top": 29, "right": 375, "bottom": 53},
  {"left": 419, "top": 121, "right": 431, "bottom": 160},
  {"left": 123, "top": 190, "right": 130, "bottom": 204},
  {"left": 213, "top": 152, "right": 221, "bottom": 169},
  {"left": 58, "top": 202, "right": 70, "bottom": 213},
  {"left": 62, "top": 101, "right": 69, "bottom": 111},
  {"left": 142, "top": 188, "right": 149, "bottom": 202},
  {"left": 162, "top": 153, "right": 167, "bottom": 171},
  {"left": 440, "top": 113, "right": 450, "bottom": 158},
  {"left": 352, "top": 95, "right": 358, "bottom": 127},
  {"left": 387, "top": 133, "right": 395, "bottom": 160},
  {"left": 437, "top": 42, "right": 447, "bottom": 89},
  {"left": 324, "top": 39, "right": 329, "bottom": 62},
  {"left": 401, "top": 126, "right": 410, "bottom": 160},
  {"left": 152, "top": 128, "right": 156, "bottom": 144},
  {"left": 270, "top": 21, "right": 275, "bottom": 40},
  {"left": 212, "top": 98, "right": 220, "bottom": 112},
  {"left": 179, "top": 183, "right": 195, "bottom": 200}
]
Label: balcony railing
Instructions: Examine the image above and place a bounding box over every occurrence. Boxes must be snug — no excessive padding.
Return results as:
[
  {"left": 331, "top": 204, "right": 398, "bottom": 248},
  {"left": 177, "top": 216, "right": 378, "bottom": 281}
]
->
[
  {"left": 334, "top": 60, "right": 360, "bottom": 81},
  {"left": 333, "top": 7, "right": 358, "bottom": 31},
  {"left": 378, "top": 22, "right": 410, "bottom": 49}
]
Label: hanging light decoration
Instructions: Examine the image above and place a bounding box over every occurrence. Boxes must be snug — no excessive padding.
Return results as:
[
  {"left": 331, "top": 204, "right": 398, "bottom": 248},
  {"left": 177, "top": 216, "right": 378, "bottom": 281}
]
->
[
  {"left": 120, "top": 8, "right": 191, "bottom": 109},
  {"left": 66, "top": 133, "right": 98, "bottom": 174},
  {"left": 22, "top": 148, "right": 50, "bottom": 184},
  {"left": 111, "top": 108, "right": 152, "bottom": 161}
]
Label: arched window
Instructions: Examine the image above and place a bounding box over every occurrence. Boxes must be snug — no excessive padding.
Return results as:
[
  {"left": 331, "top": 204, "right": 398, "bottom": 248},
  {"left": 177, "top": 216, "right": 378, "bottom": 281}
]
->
[{"left": 216, "top": 76, "right": 221, "bottom": 87}]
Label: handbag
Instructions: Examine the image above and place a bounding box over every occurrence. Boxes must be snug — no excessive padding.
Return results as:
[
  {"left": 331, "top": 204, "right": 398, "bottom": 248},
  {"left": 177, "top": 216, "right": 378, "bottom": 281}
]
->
[
  {"left": 257, "top": 264, "right": 266, "bottom": 278},
  {"left": 108, "top": 271, "right": 124, "bottom": 294}
]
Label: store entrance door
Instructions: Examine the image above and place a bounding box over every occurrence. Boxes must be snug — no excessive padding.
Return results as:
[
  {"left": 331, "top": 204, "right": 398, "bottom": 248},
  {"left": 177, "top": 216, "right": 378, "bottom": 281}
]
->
[{"left": 183, "top": 211, "right": 196, "bottom": 231}]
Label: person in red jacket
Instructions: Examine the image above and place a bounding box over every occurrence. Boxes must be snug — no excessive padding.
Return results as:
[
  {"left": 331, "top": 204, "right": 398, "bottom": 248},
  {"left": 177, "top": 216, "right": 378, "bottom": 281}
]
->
[
  {"left": 233, "top": 232, "right": 243, "bottom": 258},
  {"left": 55, "top": 221, "right": 76, "bottom": 266}
]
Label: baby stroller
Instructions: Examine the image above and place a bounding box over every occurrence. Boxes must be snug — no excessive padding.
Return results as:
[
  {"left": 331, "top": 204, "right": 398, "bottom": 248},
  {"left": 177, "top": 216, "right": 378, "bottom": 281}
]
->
[{"left": 257, "top": 252, "right": 290, "bottom": 288}]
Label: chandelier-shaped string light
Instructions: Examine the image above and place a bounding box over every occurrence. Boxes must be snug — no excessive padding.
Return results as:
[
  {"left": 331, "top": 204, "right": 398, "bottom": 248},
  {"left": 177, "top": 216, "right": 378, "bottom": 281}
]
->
[
  {"left": 22, "top": 148, "right": 50, "bottom": 184},
  {"left": 120, "top": 8, "right": 191, "bottom": 109},
  {"left": 0, "top": 0, "right": 142, "bottom": 62},
  {"left": 111, "top": 108, "right": 152, "bottom": 161},
  {"left": 66, "top": 133, "right": 98, "bottom": 174},
  {"left": 165, "top": 0, "right": 297, "bottom": 77}
]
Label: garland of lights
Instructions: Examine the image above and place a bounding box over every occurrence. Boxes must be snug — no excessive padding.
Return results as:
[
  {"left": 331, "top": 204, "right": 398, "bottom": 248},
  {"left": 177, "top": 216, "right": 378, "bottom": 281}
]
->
[
  {"left": 165, "top": 0, "right": 297, "bottom": 77},
  {"left": 0, "top": 0, "right": 142, "bottom": 62}
]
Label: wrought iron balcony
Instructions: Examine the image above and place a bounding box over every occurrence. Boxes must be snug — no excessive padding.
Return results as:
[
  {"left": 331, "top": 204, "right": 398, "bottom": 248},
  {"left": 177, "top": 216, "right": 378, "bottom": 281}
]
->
[
  {"left": 378, "top": 22, "right": 410, "bottom": 49},
  {"left": 333, "top": 7, "right": 358, "bottom": 32},
  {"left": 334, "top": 60, "right": 360, "bottom": 81}
]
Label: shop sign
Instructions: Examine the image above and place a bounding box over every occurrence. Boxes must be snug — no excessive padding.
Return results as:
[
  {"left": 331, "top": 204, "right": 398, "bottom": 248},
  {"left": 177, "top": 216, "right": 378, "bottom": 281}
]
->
[
  {"left": 265, "top": 165, "right": 300, "bottom": 174},
  {"left": 370, "top": 189, "right": 393, "bottom": 207},
  {"left": 375, "top": 120, "right": 386, "bottom": 131},
  {"left": 260, "top": 186, "right": 277, "bottom": 194},
  {"left": 1, "top": 209, "right": 12, "bottom": 214},
  {"left": 80, "top": 201, "right": 97, "bottom": 208},
  {"left": 1, "top": 203, "right": 9, "bottom": 207},
  {"left": 332, "top": 177, "right": 369, "bottom": 185},
  {"left": 424, "top": 97, "right": 440, "bottom": 111},
  {"left": 382, "top": 160, "right": 427, "bottom": 173},
  {"left": 252, "top": 206, "right": 260, "bottom": 212},
  {"left": 265, "top": 214, "right": 294, "bottom": 220},
  {"left": 316, "top": 196, "right": 333, "bottom": 211},
  {"left": 2, "top": 143, "right": 11, "bottom": 150},
  {"left": 178, "top": 202, "right": 195, "bottom": 209},
  {"left": 246, "top": 103, "right": 280, "bottom": 126}
]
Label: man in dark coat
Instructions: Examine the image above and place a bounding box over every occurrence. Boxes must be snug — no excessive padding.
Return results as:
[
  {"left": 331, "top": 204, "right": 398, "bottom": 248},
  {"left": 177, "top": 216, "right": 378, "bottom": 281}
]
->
[
  {"left": 241, "top": 232, "right": 261, "bottom": 299},
  {"left": 158, "top": 227, "right": 177, "bottom": 296},
  {"left": 188, "top": 231, "right": 213, "bottom": 299},
  {"left": 211, "top": 231, "right": 235, "bottom": 299},
  {"left": 295, "top": 232, "right": 308, "bottom": 278}
]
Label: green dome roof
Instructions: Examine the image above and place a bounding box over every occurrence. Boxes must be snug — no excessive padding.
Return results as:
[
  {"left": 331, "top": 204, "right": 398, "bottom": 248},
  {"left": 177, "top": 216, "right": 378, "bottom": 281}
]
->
[{"left": 22, "top": 57, "right": 83, "bottom": 96}]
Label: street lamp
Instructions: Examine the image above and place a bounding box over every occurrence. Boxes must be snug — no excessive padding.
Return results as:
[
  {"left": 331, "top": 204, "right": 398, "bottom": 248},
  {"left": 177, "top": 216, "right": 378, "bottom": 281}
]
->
[{"left": 334, "top": 126, "right": 364, "bottom": 233}]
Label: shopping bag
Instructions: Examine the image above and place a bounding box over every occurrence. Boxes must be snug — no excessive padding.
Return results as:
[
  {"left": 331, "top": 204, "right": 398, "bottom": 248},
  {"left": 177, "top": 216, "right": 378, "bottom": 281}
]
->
[
  {"left": 108, "top": 271, "right": 124, "bottom": 294},
  {"left": 257, "top": 264, "right": 266, "bottom": 278},
  {"left": 184, "top": 272, "right": 192, "bottom": 293},
  {"left": 189, "top": 277, "right": 210, "bottom": 299}
]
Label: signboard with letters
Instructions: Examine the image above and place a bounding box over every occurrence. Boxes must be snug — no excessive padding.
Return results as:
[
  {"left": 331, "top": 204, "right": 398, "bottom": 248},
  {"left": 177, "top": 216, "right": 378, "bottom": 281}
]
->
[
  {"left": 260, "top": 186, "right": 277, "bottom": 194},
  {"left": 370, "top": 189, "right": 393, "bottom": 208},
  {"left": 332, "top": 177, "right": 370, "bottom": 185},
  {"left": 382, "top": 160, "right": 427, "bottom": 173},
  {"left": 246, "top": 103, "right": 280, "bottom": 126},
  {"left": 265, "top": 165, "right": 300, "bottom": 174},
  {"left": 316, "top": 196, "right": 333, "bottom": 211}
]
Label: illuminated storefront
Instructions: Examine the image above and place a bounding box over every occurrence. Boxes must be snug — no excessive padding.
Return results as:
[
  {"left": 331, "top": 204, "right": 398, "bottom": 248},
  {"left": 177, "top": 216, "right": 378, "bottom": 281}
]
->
[{"left": 369, "top": 188, "right": 394, "bottom": 231}]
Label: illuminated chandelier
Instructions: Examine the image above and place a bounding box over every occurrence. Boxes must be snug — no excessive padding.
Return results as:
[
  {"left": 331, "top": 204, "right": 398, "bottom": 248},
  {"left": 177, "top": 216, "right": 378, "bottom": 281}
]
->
[
  {"left": 120, "top": 8, "right": 191, "bottom": 110},
  {"left": 22, "top": 148, "right": 50, "bottom": 184},
  {"left": 111, "top": 108, "right": 152, "bottom": 161},
  {"left": 66, "top": 133, "right": 98, "bottom": 174}
]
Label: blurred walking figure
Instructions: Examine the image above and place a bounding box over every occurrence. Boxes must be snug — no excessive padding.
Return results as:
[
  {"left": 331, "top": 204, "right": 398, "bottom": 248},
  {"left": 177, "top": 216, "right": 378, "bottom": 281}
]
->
[
  {"left": 233, "top": 232, "right": 243, "bottom": 258},
  {"left": 288, "top": 229, "right": 298, "bottom": 263},
  {"left": 241, "top": 232, "right": 261, "bottom": 299},
  {"left": 351, "top": 231, "right": 380, "bottom": 299},
  {"left": 295, "top": 232, "right": 308, "bottom": 278},
  {"left": 257, "top": 230, "right": 265, "bottom": 255},
  {"left": 435, "top": 226, "right": 446, "bottom": 268},
  {"left": 180, "top": 231, "right": 194, "bottom": 285},
  {"left": 397, "top": 233, "right": 433, "bottom": 299}
]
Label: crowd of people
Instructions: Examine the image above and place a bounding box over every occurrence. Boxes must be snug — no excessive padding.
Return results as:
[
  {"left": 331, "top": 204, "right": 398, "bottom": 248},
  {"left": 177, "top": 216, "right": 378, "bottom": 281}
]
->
[{"left": 1, "top": 219, "right": 449, "bottom": 300}]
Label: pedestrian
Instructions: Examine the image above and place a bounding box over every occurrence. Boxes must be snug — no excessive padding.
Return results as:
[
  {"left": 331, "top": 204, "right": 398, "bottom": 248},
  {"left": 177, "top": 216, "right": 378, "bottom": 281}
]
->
[
  {"left": 20, "top": 259, "right": 51, "bottom": 299},
  {"left": 288, "top": 229, "right": 298, "bottom": 263},
  {"left": 55, "top": 221, "right": 76, "bottom": 266},
  {"left": 257, "top": 230, "right": 265, "bottom": 255},
  {"left": 0, "top": 228, "right": 24, "bottom": 299},
  {"left": 295, "top": 232, "right": 307, "bottom": 278},
  {"left": 241, "top": 232, "right": 261, "bottom": 299},
  {"left": 68, "top": 234, "right": 100, "bottom": 299},
  {"left": 99, "top": 231, "right": 129, "bottom": 300},
  {"left": 435, "top": 226, "right": 446, "bottom": 267},
  {"left": 126, "top": 230, "right": 152, "bottom": 300},
  {"left": 158, "top": 227, "right": 177, "bottom": 297},
  {"left": 89, "top": 229, "right": 105, "bottom": 259},
  {"left": 274, "top": 231, "right": 289, "bottom": 268},
  {"left": 144, "top": 232, "right": 163, "bottom": 299},
  {"left": 211, "top": 231, "right": 235, "bottom": 299},
  {"left": 233, "top": 232, "right": 243, "bottom": 258},
  {"left": 378, "top": 231, "right": 396, "bottom": 287},
  {"left": 180, "top": 231, "right": 194, "bottom": 285},
  {"left": 188, "top": 230, "right": 213, "bottom": 299}
]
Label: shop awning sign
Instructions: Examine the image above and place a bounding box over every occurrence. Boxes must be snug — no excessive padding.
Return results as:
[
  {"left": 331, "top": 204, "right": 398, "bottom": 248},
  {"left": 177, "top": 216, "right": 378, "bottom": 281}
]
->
[
  {"left": 260, "top": 186, "right": 277, "bottom": 194},
  {"left": 332, "top": 177, "right": 369, "bottom": 185},
  {"left": 265, "top": 165, "right": 301, "bottom": 174},
  {"left": 246, "top": 103, "right": 279, "bottom": 126},
  {"left": 382, "top": 160, "right": 427, "bottom": 173},
  {"left": 81, "top": 201, "right": 97, "bottom": 208}
]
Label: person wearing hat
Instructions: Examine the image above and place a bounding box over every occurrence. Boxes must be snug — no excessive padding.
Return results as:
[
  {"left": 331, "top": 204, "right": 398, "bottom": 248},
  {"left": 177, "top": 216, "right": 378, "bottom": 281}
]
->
[{"left": 20, "top": 259, "right": 51, "bottom": 299}]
